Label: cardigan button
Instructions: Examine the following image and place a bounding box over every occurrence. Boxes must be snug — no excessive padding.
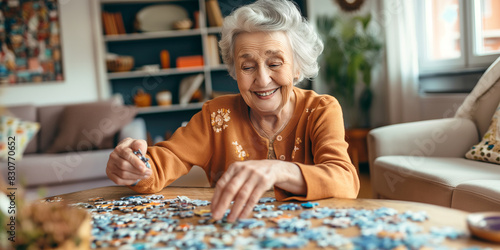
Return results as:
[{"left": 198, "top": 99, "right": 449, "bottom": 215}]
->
[
  {"left": 279, "top": 155, "right": 286, "bottom": 160},
  {"left": 276, "top": 135, "right": 282, "bottom": 141}
]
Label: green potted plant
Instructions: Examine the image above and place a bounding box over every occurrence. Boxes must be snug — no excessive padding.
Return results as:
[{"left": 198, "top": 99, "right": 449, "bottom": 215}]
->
[{"left": 317, "top": 14, "right": 383, "bottom": 128}]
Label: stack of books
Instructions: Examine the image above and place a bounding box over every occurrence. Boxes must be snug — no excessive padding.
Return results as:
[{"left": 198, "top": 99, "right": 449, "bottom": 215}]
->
[{"left": 102, "top": 12, "right": 126, "bottom": 35}]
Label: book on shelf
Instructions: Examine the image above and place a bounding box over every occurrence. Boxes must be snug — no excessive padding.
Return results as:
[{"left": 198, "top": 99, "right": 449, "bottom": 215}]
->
[
  {"left": 102, "top": 12, "right": 114, "bottom": 35},
  {"left": 206, "top": 0, "right": 223, "bottom": 27},
  {"left": 102, "top": 11, "right": 126, "bottom": 35},
  {"left": 206, "top": 35, "right": 221, "bottom": 67},
  {"left": 114, "top": 12, "right": 126, "bottom": 34}
]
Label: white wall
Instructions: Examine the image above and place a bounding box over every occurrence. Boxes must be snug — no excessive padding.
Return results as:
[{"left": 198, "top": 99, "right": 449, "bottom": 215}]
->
[{"left": 0, "top": 0, "right": 100, "bottom": 106}]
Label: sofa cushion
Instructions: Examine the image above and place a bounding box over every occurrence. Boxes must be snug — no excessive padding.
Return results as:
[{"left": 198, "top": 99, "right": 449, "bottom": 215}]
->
[
  {"left": 5, "top": 104, "right": 38, "bottom": 154},
  {"left": 45, "top": 99, "right": 136, "bottom": 153},
  {"left": 456, "top": 56, "right": 500, "bottom": 137},
  {"left": 473, "top": 77, "right": 500, "bottom": 137},
  {"left": 37, "top": 105, "right": 65, "bottom": 153},
  {"left": 0, "top": 115, "right": 40, "bottom": 160},
  {"left": 372, "top": 156, "right": 500, "bottom": 207},
  {"left": 0, "top": 149, "right": 114, "bottom": 187},
  {"left": 451, "top": 180, "right": 500, "bottom": 212},
  {"left": 465, "top": 101, "right": 500, "bottom": 164}
]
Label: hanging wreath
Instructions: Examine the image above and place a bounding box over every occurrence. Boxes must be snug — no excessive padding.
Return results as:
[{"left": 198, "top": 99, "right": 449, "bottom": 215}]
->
[{"left": 335, "top": 0, "right": 365, "bottom": 12}]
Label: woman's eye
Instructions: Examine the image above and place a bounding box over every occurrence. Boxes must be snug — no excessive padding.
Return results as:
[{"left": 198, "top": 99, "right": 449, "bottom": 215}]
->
[{"left": 269, "top": 63, "right": 282, "bottom": 68}]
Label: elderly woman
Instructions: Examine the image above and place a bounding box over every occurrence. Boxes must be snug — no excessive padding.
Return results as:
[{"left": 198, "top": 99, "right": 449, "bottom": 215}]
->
[{"left": 106, "top": 0, "right": 359, "bottom": 222}]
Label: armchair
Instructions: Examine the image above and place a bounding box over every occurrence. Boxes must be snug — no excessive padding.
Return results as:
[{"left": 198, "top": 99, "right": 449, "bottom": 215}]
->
[{"left": 367, "top": 57, "right": 500, "bottom": 212}]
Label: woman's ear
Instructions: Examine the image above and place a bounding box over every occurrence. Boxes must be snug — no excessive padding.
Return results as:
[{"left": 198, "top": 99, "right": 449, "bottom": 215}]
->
[{"left": 294, "top": 70, "right": 301, "bottom": 80}]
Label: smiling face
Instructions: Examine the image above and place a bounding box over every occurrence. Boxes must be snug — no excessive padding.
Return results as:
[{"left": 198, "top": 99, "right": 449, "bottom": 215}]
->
[{"left": 234, "top": 31, "right": 298, "bottom": 116}]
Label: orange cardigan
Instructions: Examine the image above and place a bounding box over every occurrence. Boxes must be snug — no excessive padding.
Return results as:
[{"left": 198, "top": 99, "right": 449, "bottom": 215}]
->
[{"left": 130, "top": 87, "right": 359, "bottom": 200}]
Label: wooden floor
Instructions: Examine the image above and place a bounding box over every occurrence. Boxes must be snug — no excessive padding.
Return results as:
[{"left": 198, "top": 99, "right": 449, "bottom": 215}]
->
[{"left": 357, "top": 163, "right": 373, "bottom": 199}]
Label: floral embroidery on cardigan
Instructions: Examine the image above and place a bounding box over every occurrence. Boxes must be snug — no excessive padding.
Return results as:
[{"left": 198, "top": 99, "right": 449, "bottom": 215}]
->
[
  {"left": 211, "top": 108, "right": 231, "bottom": 133},
  {"left": 292, "top": 137, "right": 302, "bottom": 159},
  {"left": 232, "top": 141, "right": 249, "bottom": 160},
  {"left": 305, "top": 108, "right": 316, "bottom": 120},
  {"left": 295, "top": 137, "right": 302, "bottom": 145}
]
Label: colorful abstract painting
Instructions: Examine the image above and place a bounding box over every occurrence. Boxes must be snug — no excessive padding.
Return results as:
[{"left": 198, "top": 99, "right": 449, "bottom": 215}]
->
[{"left": 0, "top": 0, "right": 63, "bottom": 84}]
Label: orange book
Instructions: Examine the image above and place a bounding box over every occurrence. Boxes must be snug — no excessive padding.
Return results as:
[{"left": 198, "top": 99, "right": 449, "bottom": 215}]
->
[
  {"left": 102, "top": 12, "right": 113, "bottom": 35},
  {"left": 176, "top": 55, "right": 204, "bottom": 68},
  {"left": 104, "top": 12, "right": 118, "bottom": 35},
  {"left": 114, "top": 12, "right": 126, "bottom": 34},
  {"left": 109, "top": 12, "right": 118, "bottom": 35}
]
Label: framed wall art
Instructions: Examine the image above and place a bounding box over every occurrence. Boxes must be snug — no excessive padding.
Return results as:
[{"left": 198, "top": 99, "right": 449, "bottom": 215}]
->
[{"left": 0, "top": 0, "right": 64, "bottom": 85}]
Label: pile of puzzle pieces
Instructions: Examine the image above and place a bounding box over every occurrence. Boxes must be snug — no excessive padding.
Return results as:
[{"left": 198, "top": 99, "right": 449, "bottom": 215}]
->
[{"left": 67, "top": 195, "right": 492, "bottom": 249}]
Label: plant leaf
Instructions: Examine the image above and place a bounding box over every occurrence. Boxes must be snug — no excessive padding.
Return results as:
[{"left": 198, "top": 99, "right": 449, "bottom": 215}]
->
[{"left": 360, "top": 61, "right": 372, "bottom": 87}]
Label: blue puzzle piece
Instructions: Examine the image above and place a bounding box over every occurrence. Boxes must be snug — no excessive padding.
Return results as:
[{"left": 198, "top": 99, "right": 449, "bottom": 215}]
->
[
  {"left": 278, "top": 203, "right": 302, "bottom": 211},
  {"left": 301, "top": 202, "right": 319, "bottom": 209}
]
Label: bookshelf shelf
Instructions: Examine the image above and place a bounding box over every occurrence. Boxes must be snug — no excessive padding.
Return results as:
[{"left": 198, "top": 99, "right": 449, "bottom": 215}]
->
[
  {"left": 206, "top": 26, "right": 222, "bottom": 34},
  {"left": 137, "top": 102, "right": 205, "bottom": 114},
  {"left": 107, "top": 67, "right": 205, "bottom": 80},
  {"left": 104, "top": 29, "right": 203, "bottom": 42}
]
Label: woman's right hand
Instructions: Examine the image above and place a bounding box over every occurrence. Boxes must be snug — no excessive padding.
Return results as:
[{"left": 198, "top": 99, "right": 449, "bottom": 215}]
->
[{"left": 106, "top": 137, "right": 152, "bottom": 186}]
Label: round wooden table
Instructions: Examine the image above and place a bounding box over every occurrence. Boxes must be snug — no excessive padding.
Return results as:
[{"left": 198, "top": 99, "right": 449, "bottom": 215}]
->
[{"left": 54, "top": 186, "right": 498, "bottom": 249}]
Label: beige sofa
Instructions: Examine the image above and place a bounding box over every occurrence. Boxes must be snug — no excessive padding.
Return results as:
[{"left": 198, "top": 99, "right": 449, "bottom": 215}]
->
[
  {"left": 367, "top": 57, "right": 500, "bottom": 212},
  {"left": 1, "top": 102, "right": 146, "bottom": 200}
]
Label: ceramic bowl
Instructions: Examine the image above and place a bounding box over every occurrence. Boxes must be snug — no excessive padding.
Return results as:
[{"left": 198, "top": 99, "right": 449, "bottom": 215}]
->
[{"left": 467, "top": 212, "right": 500, "bottom": 243}]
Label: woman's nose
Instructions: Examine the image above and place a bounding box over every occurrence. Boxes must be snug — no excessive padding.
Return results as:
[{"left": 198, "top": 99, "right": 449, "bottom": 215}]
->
[{"left": 255, "top": 66, "right": 271, "bottom": 86}]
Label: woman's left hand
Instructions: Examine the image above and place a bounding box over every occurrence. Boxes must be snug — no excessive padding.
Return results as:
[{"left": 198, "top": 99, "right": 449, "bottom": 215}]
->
[{"left": 210, "top": 160, "right": 305, "bottom": 222}]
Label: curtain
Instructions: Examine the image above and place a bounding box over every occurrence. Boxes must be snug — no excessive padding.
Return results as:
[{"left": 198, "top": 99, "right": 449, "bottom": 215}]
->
[{"left": 381, "top": 0, "right": 420, "bottom": 124}]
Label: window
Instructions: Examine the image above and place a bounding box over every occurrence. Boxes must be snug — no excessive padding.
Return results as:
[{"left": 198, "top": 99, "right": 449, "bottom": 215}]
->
[{"left": 416, "top": 0, "right": 500, "bottom": 74}]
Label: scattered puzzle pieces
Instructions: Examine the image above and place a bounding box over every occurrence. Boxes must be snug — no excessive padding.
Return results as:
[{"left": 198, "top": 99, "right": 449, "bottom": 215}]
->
[
  {"left": 77, "top": 194, "right": 490, "bottom": 250},
  {"left": 277, "top": 203, "right": 301, "bottom": 211},
  {"left": 253, "top": 210, "right": 283, "bottom": 219},
  {"left": 258, "top": 197, "right": 276, "bottom": 203},
  {"left": 253, "top": 204, "right": 275, "bottom": 211}
]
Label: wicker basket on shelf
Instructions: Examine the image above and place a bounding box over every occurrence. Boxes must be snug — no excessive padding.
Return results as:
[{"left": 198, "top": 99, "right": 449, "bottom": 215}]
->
[{"left": 106, "top": 56, "right": 134, "bottom": 72}]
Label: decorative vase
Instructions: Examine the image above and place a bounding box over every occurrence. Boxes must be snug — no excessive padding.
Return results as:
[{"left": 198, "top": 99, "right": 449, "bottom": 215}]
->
[{"left": 133, "top": 88, "right": 152, "bottom": 107}]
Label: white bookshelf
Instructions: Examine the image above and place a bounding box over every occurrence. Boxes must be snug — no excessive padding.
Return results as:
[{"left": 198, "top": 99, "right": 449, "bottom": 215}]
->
[{"left": 91, "top": 0, "right": 228, "bottom": 115}]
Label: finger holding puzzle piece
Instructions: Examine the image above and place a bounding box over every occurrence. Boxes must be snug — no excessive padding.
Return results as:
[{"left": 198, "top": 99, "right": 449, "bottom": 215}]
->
[{"left": 131, "top": 149, "right": 151, "bottom": 186}]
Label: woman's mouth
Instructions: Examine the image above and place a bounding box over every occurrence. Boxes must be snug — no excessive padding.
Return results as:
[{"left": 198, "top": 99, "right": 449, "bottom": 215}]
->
[{"left": 254, "top": 88, "right": 279, "bottom": 97}]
